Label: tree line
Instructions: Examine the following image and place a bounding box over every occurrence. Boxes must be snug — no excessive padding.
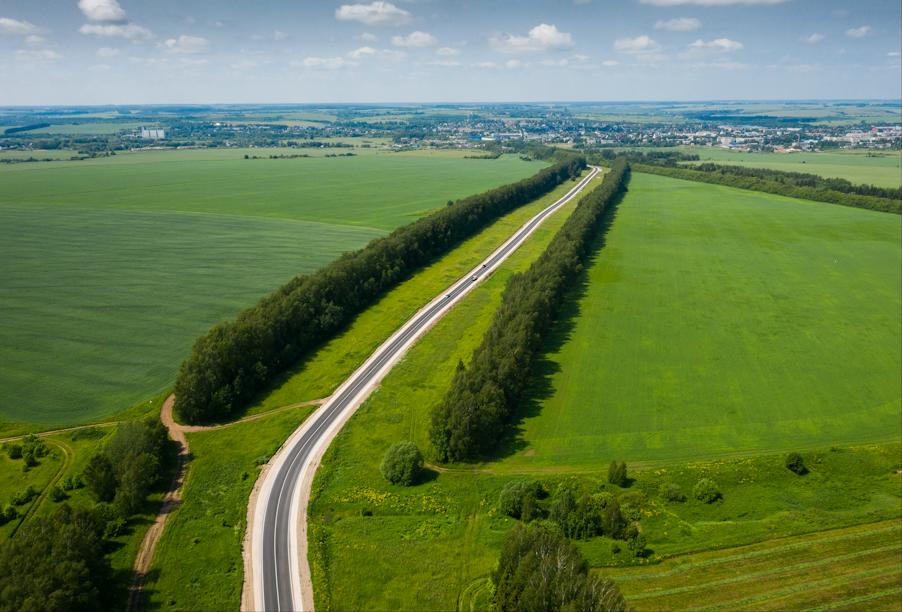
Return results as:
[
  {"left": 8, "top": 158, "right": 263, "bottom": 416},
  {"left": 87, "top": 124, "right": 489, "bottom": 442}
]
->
[
  {"left": 174, "top": 149, "right": 586, "bottom": 424},
  {"left": 633, "top": 162, "right": 900, "bottom": 214},
  {"left": 429, "top": 159, "right": 630, "bottom": 462}
]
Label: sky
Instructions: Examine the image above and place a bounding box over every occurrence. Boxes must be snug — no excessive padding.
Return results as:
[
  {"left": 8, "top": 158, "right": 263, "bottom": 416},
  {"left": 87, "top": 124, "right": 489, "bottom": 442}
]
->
[{"left": 0, "top": 0, "right": 899, "bottom": 105}]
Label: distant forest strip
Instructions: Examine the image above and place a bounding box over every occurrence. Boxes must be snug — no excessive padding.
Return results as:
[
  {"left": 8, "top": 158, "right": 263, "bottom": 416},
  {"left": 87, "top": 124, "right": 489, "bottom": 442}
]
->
[
  {"left": 633, "top": 163, "right": 901, "bottom": 215},
  {"left": 174, "top": 148, "right": 587, "bottom": 424},
  {"left": 3, "top": 123, "right": 51, "bottom": 135},
  {"left": 430, "top": 159, "right": 630, "bottom": 463}
]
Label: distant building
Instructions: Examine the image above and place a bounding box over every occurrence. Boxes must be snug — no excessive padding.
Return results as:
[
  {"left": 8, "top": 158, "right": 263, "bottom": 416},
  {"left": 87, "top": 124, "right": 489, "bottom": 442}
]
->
[{"left": 140, "top": 127, "right": 166, "bottom": 139}]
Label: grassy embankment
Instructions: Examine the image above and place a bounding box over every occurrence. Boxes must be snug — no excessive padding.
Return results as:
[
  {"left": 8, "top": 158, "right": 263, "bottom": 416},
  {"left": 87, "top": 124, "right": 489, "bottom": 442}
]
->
[
  {"left": 308, "top": 172, "right": 901, "bottom": 610},
  {"left": 0, "top": 147, "right": 544, "bottom": 429},
  {"left": 140, "top": 172, "right": 597, "bottom": 612}
]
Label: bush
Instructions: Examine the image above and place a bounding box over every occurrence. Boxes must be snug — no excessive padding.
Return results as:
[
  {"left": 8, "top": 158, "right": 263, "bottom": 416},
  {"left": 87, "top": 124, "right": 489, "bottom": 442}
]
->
[
  {"left": 379, "top": 441, "right": 424, "bottom": 486},
  {"left": 785, "top": 452, "right": 808, "bottom": 475},
  {"left": 659, "top": 482, "right": 686, "bottom": 502},
  {"left": 607, "top": 461, "right": 628, "bottom": 487},
  {"left": 693, "top": 478, "right": 722, "bottom": 503},
  {"left": 49, "top": 485, "right": 67, "bottom": 502},
  {"left": 4, "top": 444, "right": 22, "bottom": 460},
  {"left": 11, "top": 486, "right": 38, "bottom": 506},
  {"left": 499, "top": 480, "right": 545, "bottom": 520},
  {"left": 0, "top": 505, "right": 16, "bottom": 526}
]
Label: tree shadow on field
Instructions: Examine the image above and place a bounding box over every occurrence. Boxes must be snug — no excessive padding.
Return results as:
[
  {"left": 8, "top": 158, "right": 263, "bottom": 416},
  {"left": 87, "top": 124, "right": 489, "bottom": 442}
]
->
[{"left": 486, "top": 185, "right": 628, "bottom": 462}]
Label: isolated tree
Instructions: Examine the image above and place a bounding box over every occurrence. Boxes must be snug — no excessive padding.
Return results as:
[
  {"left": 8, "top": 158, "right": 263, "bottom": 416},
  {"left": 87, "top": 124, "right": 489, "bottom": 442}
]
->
[
  {"left": 659, "top": 482, "right": 685, "bottom": 502},
  {"left": 82, "top": 454, "right": 116, "bottom": 503},
  {"left": 380, "top": 441, "right": 424, "bottom": 486},
  {"left": 499, "top": 480, "right": 544, "bottom": 520},
  {"left": 693, "top": 478, "right": 722, "bottom": 504},
  {"left": 608, "top": 461, "right": 628, "bottom": 487},
  {"left": 785, "top": 452, "right": 808, "bottom": 475}
]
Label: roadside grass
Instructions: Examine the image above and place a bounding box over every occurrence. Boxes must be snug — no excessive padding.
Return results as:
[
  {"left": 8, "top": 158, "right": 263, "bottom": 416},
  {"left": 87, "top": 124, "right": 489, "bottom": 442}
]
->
[
  {"left": 246, "top": 172, "right": 597, "bottom": 415},
  {"left": 0, "top": 149, "right": 543, "bottom": 426},
  {"left": 674, "top": 147, "right": 901, "bottom": 188},
  {"left": 142, "top": 404, "right": 317, "bottom": 612},
  {"left": 496, "top": 172, "right": 901, "bottom": 470},
  {"left": 606, "top": 520, "right": 902, "bottom": 611}
]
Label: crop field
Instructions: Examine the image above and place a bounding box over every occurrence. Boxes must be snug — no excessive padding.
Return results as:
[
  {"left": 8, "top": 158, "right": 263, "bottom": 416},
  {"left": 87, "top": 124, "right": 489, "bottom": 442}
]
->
[
  {"left": 0, "top": 149, "right": 544, "bottom": 428},
  {"left": 679, "top": 148, "right": 901, "bottom": 187},
  {"left": 496, "top": 172, "right": 901, "bottom": 470},
  {"left": 608, "top": 520, "right": 902, "bottom": 611}
]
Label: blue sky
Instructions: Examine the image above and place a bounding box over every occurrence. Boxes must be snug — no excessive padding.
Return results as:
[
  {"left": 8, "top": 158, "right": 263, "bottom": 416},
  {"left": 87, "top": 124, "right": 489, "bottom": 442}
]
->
[{"left": 0, "top": 0, "right": 899, "bottom": 104}]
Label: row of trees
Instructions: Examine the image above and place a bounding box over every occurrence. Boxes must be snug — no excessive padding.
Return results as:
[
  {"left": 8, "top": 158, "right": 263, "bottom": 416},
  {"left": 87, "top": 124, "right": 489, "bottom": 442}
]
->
[
  {"left": 590, "top": 148, "right": 700, "bottom": 166},
  {"left": 174, "top": 150, "right": 586, "bottom": 424},
  {"left": 429, "top": 159, "right": 631, "bottom": 462},
  {"left": 633, "top": 163, "right": 900, "bottom": 214},
  {"left": 492, "top": 523, "right": 628, "bottom": 612},
  {"left": 691, "top": 162, "right": 900, "bottom": 200}
]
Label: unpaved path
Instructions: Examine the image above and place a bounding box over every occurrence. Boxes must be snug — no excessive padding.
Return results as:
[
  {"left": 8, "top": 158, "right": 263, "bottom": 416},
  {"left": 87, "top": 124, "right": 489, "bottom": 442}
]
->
[{"left": 127, "top": 394, "right": 325, "bottom": 611}]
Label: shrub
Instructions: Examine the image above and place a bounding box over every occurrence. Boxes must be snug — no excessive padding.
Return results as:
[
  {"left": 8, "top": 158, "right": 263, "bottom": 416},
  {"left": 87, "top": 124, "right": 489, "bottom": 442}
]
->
[
  {"left": 0, "top": 506, "right": 16, "bottom": 526},
  {"left": 607, "top": 461, "right": 628, "bottom": 487},
  {"left": 693, "top": 478, "right": 722, "bottom": 503},
  {"left": 379, "top": 441, "right": 424, "bottom": 486},
  {"left": 49, "top": 485, "right": 67, "bottom": 503},
  {"left": 5, "top": 444, "right": 22, "bottom": 460},
  {"left": 659, "top": 482, "right": 686, "bottom": 502},
  {"left": 499, "top": 480, "right": 545, "bottom": 520},
  {"left": 11, "top": 486, "right": 38, "bottom": 506},
  {"left": 785, "top": 452, "right": 808, "bottom": 475}
]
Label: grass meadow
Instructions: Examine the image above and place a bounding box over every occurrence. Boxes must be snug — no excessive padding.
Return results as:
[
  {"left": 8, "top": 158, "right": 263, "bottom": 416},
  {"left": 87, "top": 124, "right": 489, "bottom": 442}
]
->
[
  {"left": 308, "top": 173, "right": 901, "bottom": 610},
  {"left": 678, "top": 148, "right": 901, "bottom": 188},
  {"left": 0, "top": 148, "right": 544, "bottom": 428}
]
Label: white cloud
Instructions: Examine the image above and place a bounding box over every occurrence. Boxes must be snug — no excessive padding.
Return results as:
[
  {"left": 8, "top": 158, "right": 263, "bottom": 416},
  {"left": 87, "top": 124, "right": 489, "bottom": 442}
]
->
[
  {"left": 391, "top": 31, "right": 437, "bottom": 48},
  {"left": 335, "top": 2, "right": 410, "bottom": 26},
  {"left": 357, "top": 32, "right": 378, "bottom": 42},
  {"left": 96, "top": 46, "right": 119, "bottom": 57},
  {"left": 162, "top": 35, "right": 210, "bottom": 54},
  {"left": 78, "top": 0, "right": 126, "bottom": 23},
  {"left": 655, "top": 17, "right": 701, "bottom": 31},
  {"left": 641, "top": 0, "right": 787, "bottom": 5},
  {"left": 428, "top": 59, "right": 460, "bottom": 67},
  {"left": 845, "top": 25, "right": 871, "bottom": 38},
  {"left": 436, "top": 46, "right": 460, "bottom": 56},
  {"left": 688, "top": 37, "right": 743, "bottom": 52},
  {"left": 473, "top": 61, "right": 498, "bottom": 68},
  {"left": 273, "top": 30, "right": 287, "bottom": 41},
  {"left": 505, "top": 59, "right": 523, "bottom": 69},
  {"left": 295, "top": 56, "right": 357, "bottom": 69},
  {"left": 614, "top": 35, "right": 661, "bottom": 54},
  {"left": 230, "top": 59, "right": 260, "bottom": 70},
  {"left": 490, "top": 23, "right": 574, "bottom": 54},
  {"left": 602, "top": 59, "right": 619, "bottom": 66},
  {"left": 348, "top": 46, "right": 405, "bottom": 60},
  {"left": 15, "top": 48, "right": 62, "bottom": 61},
  {"left": 888, "top": 51, "right": 900, "bottom": 57},
  {"left": 803, "top": 33, "right": 825, "bottom": 44},
  {"left": 25, "top": 34, "right": 45, "bottom": 45},
  {"left": 79, "top": 23, "right": 151, "bottom": 39},
  {"left": 0, "top": 17, "right": 38, "bottom": 35},
  {"left": 348, "top": 46, "right": 377, "bottom": 59}
]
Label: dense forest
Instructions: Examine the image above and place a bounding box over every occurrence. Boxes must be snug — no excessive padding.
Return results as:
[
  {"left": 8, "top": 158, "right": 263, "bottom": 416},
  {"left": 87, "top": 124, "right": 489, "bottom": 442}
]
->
[
  {"left": 174, "top": 149, "right": 586, "bottom": 424},
  {"left": 634, "top": 163, "right": 900, "bottom": 214},
  {"left": 430, "top": 159, "right": 630, "bottom": 462}
]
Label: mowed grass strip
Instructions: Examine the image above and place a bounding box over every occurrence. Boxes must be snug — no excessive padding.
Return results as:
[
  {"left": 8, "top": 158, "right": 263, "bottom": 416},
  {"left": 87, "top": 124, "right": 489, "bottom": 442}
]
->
[
  {"left": 608, "top": 520, "right": 902, "bottom": 612},
  {"left": 496, "top": 172, "right": 901, "bottom": 469}
]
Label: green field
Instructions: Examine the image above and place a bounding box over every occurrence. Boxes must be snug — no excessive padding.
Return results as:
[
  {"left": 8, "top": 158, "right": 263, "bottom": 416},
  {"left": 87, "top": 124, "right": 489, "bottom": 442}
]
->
[
  {"left": 496, "top": 172, "right": 901, "bottom": 469},
  {"left": 679, "top": 148, "right": 901, "bottom": 188},
  {"left": 608, "top": 520, "right": 902, "bottom": 611},
  {"left": 0, "top": 149, "right": 545, "bottom": 428}
]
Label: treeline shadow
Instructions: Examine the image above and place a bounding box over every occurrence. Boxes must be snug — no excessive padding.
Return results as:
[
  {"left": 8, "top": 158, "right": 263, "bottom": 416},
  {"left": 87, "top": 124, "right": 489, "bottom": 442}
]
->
[{"left": 485, "top": 186, "right": 628, "bottom": 462}]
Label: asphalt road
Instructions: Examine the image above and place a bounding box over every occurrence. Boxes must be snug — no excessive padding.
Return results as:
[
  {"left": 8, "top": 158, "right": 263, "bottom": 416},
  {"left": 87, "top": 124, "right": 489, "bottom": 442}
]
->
[{"left": 254, "top": 166, "right": 600, "bottom": 611}]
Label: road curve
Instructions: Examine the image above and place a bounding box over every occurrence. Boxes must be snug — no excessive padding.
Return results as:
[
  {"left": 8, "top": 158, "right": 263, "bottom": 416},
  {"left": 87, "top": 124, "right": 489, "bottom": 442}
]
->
[{"left": 247, "top": 166, "right": 600, "bottom": 612}]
